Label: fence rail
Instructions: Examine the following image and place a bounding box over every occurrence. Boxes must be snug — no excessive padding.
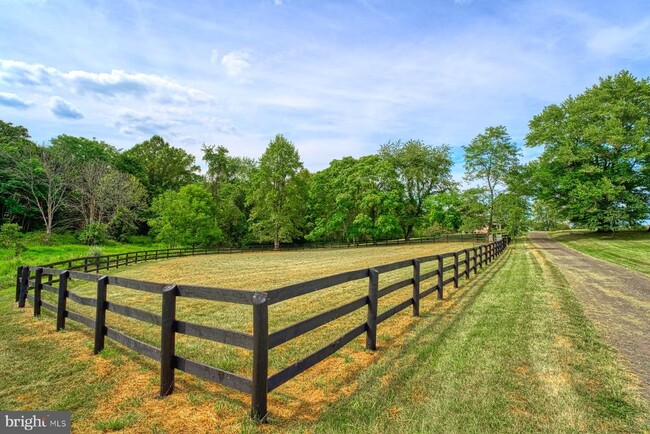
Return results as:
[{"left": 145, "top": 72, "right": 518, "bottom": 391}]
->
[
  {"left": 38, "top": 233, "right": 489, "bottom": 277},
  {"left": 15, "top": 235, "right": 509, "bottom": 421}
]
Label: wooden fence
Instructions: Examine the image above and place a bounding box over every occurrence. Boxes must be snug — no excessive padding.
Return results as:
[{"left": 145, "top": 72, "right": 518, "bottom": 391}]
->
[
  {"left": 36, "top": 232, "right": 488, "bottom": 276},
  {"left": 15, "top": 236, "right": 509, "bottom": 420}
]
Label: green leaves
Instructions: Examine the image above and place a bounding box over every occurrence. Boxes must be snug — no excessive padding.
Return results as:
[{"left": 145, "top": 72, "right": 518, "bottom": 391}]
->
[
  {"left": 149, "top": 184, "right": 222, "bottom": 247},
  {"left": 248, "top": 134, "right": 307, "bottom": 248},
  {"left": 526, "top": 71, "right": 650, "bottom": 230}
]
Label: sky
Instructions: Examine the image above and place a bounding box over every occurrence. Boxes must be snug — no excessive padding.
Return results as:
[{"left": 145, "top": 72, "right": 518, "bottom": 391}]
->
[{"left": 1, "top": 0, "right": 650, "bottom": 183}]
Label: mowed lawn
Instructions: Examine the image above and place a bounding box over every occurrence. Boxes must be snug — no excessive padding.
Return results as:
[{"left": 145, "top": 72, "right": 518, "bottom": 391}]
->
[
  {"left": 1, "top": 240, "right": 648, "bottom": 433},
  {"left": 551, "top": 230, "right": 650, "bottom": 276}
]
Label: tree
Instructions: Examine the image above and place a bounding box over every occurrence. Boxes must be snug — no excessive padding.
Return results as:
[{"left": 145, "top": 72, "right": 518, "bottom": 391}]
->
[
  {"left": 49, "top": 134, "right": 118, "bottom": 165},
  {"left": 424, "top": 190, "right": 463, "bottom": 233},
  {"left": 202, "top": 145, "right": 256, "bottom": 245},
  {"left": 96, "top": 170, "right": 147, "bottom": 240},
  {"left": 0, "top": 121, "right": 39, "bottom": 228},
  {"left": 492, "top": 192, "right": 530, "bottom": 236},
  {"left": 531, "top": 200, "right": 565, "bottom": 231},
  {"left": 458, "top": 188, "right": 489, "bottom": 234},
  {"left": 124, "top": 135, "right": 200, "bottom": 199},
  {"left": 464, "top": 125, "right": 520, "bottom": 235},
  {"left": 526, "top": 71, "right": 650, "bottom": 230},
  {"left": 307, "top": 155, "right": 401, "bottom": 243},
  {"left": 380, "top": 140, "right": 453, "bottom": 241},
  {"left": 149, "top": 184, "right": 222, "bottom": 247},
  {"left": 15, "top": 146, "right": 70, "bottom": 242},
  {"left": 248, "top": 134, "right": 308, "bottom": 250}
]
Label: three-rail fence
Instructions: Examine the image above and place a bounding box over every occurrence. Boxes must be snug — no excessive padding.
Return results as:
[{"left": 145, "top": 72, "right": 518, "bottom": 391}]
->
[{"left": 15, "top": 236, "right": 509, "bottom": 420}]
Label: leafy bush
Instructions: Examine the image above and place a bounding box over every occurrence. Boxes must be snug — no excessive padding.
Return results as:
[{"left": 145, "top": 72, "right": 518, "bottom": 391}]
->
[
  {"left": 107, "top": 207, "right": 138, "bottom": 242},
  {"left": 0, "top": 223, "right": 26, "bottom": 256},
  {"left": 78, "top": 222, "right": 108, "bottom": 245},
  {"left": 87, "top": 245, "right": 104, "bottom": 258}
]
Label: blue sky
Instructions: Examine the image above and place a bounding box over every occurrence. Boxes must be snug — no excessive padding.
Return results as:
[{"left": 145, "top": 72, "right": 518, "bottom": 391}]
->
[{"left": 1, "top": 0, "right": 649, "bottom": 182}]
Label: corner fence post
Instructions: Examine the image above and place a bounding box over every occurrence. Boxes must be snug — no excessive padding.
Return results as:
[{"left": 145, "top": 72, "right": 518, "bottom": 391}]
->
[
  {"left": 94, "top": 276, "right": 109, "bottom": 354},
  {"left": 453, "top": 252, "right": 459, "bottom": 288},
  {"left": 33, "top": 268, "right": 43, "bottom": 316},
  {"left": 366, "top": 268, "right": 379, "bottom": 350},
  {"left": 160, "top": 285, "right": 178, "bottom": 397},
  {"left": 251, "top": 292, "right": 269, "bottom": 421},
  {"left": 56, "top": 271, "right": 69, "bottom": 331},
  {"left": 412, "top": 259, "right": 420, "bottom": 317},
  {"left": 437, "top": 256, "right": 444, "bottom": 299},
  {"left": 16, "top": 266, "right": 23, "bottom": 302},
  {"left": 18, "top": 266, "right": 30, "bottom": 307}
]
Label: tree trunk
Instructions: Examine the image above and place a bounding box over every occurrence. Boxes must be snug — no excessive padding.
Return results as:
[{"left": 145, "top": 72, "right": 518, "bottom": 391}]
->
[{"left": 273, "top": 237, "right": 280, "bottom": 251}]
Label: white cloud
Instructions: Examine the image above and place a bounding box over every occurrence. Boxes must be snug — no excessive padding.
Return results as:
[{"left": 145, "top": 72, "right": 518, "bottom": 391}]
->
[
  {"left": 0, "top": 59, "right": 210, "bottom": 104},
  {"left": 587, "top": 18, "right": 650, "bottom": 58},
  {"left": 221, "top": 51, "right": 250, "bottom": 77},
  {"left": 0, "top": 92, "right": 33, "bottom": 109},
  {"left": 115, "top": 111, "right": 181, "bottom": 136},
  {"left": 49, "top": 96, "right": 83, "bottom": 119},
  {"left": 210, "top": 49, "right": 219, "bottom": 64}
]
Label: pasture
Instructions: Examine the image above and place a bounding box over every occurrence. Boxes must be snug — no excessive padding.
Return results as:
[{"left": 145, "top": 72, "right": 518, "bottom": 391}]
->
[
  {"left": 551, "top": 230, "right": 650, "bottom": 276},
  {"left": 3, "top": 240, "right": 648, "bottom": 433}
]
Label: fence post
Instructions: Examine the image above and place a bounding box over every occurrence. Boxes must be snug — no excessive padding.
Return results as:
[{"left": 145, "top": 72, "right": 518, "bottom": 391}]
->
[
  {"left": 479, "top": 246, "right": 483, "bottom": 269},
  {"left": 83, "top": 257, "right": 88, "bottom": 272},
  {"left": 56, "top": 271, "right": 69, "bottom": 331},
  {"left": 18, "top": 266, "right": 30, "bottom": 308},
  {"left": 94, "top": 276, "right": 109, "bottom": 354},
  {"left": 453, "top": 252, "right": 459, "bottom": 288},
  {"left": 437, "top": 256, "right": 444, "bottom": 299},
  {"left": 251, "top": 292, "right": 269, "bottom": 421},
  {"left": 464, "top": 249, "right": 470, "bottom": 279},
  {"left": 15, "top": 266, "right": 23, "bottom": 302},
  {"left": 366, "top": 268, "right": 379, "bottom": 350},
  {"left": 33, "top": 268, "right": 43, "bottom": 316},
  {"left": 160, "top": 284, "right": 178, "bottom": 397},
  {"left": 412, "top": 259, "right": 420, "bottom": 317}
]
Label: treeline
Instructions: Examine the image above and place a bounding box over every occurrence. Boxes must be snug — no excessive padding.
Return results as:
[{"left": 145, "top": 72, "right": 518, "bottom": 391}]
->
[{"left": 1, "top": 70, "right": 648, "bottom": 248}]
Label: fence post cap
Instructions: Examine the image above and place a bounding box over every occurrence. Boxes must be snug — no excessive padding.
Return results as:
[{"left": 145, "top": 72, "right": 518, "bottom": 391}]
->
[{"left": 252, "top": 291, "right": 268, "bottom": 305}]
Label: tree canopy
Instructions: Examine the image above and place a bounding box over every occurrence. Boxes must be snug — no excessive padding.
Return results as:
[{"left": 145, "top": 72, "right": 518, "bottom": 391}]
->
[{"left": 526, "top": 71, "right": 650, "bottom": 230}]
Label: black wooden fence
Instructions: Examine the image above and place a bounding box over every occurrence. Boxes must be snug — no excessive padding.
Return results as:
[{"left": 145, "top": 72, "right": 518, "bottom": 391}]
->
[
  {"left": 15, "top": 236, "right": 509, "bottom": 420},
  {"left": 37, "top": 232, "right": 487, "bottom": 276}
]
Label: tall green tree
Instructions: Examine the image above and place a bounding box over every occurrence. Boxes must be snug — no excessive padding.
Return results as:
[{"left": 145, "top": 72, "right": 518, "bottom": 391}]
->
[
  {"left": 202, "top": 145, "right": 257, "bottom": 245},
  {"left": 380, "top": 140, "right": 453, "bottom": 241},
  {"left": 527, "top": 71, "right": 650, "bottom": 230},
  {"left": 124, "top": 135, "right": 200, "bottom": 199},
  {"left": 248, "top": 134, "right": 308, "bottom": 250},
  {"left": 49, "top": 134, "right": 118, "bottom": 165},
  {"left": 424, "top": 189, "right": 463, "bottom": 233},
  {"left": 307, "top": 155, "right": 401, "bottom": 243},
  {"left": 149, "top": 184, "right": 221, "bottom": 247},
  {"left": 0, "top": 121, "right": 39, "bottom": 228},
  {"left": 458, "top": 188, "right": 490, "bottom": 233},
  {"left": 464, "top": 125, "right": 520, "bottom": 234}
]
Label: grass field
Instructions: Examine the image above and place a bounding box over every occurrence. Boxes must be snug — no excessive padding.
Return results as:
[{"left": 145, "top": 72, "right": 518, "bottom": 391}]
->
[
  {"left": 0, "top": 232, "right": 161, "bottom": 289},
  {"left": 1, "top": 240, "right": 648, "bottom": 433},
  {"left": 551, "top": 230, "right": 650, "bottom": 276}
]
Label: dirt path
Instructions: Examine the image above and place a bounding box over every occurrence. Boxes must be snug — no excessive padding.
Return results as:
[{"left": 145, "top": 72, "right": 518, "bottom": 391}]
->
[{"left": 528, "top": 231, "right": 650, "bottom": 402}]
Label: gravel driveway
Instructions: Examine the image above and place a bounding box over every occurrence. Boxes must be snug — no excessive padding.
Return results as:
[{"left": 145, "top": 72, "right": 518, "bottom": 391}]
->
[{"left": 529, "top": 231, "right": 650, "bottom": 402}]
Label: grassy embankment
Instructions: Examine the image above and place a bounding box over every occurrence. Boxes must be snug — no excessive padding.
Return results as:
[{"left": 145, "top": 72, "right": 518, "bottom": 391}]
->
[
  {"left": 551, "top": 230, "right": 650, "bottom": 276},
  {"left": 0, "top": 232, "right": 161, "bottom": 289},
  {"left": 1, "top": 238, "right": 647, "bottom": 432}
]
